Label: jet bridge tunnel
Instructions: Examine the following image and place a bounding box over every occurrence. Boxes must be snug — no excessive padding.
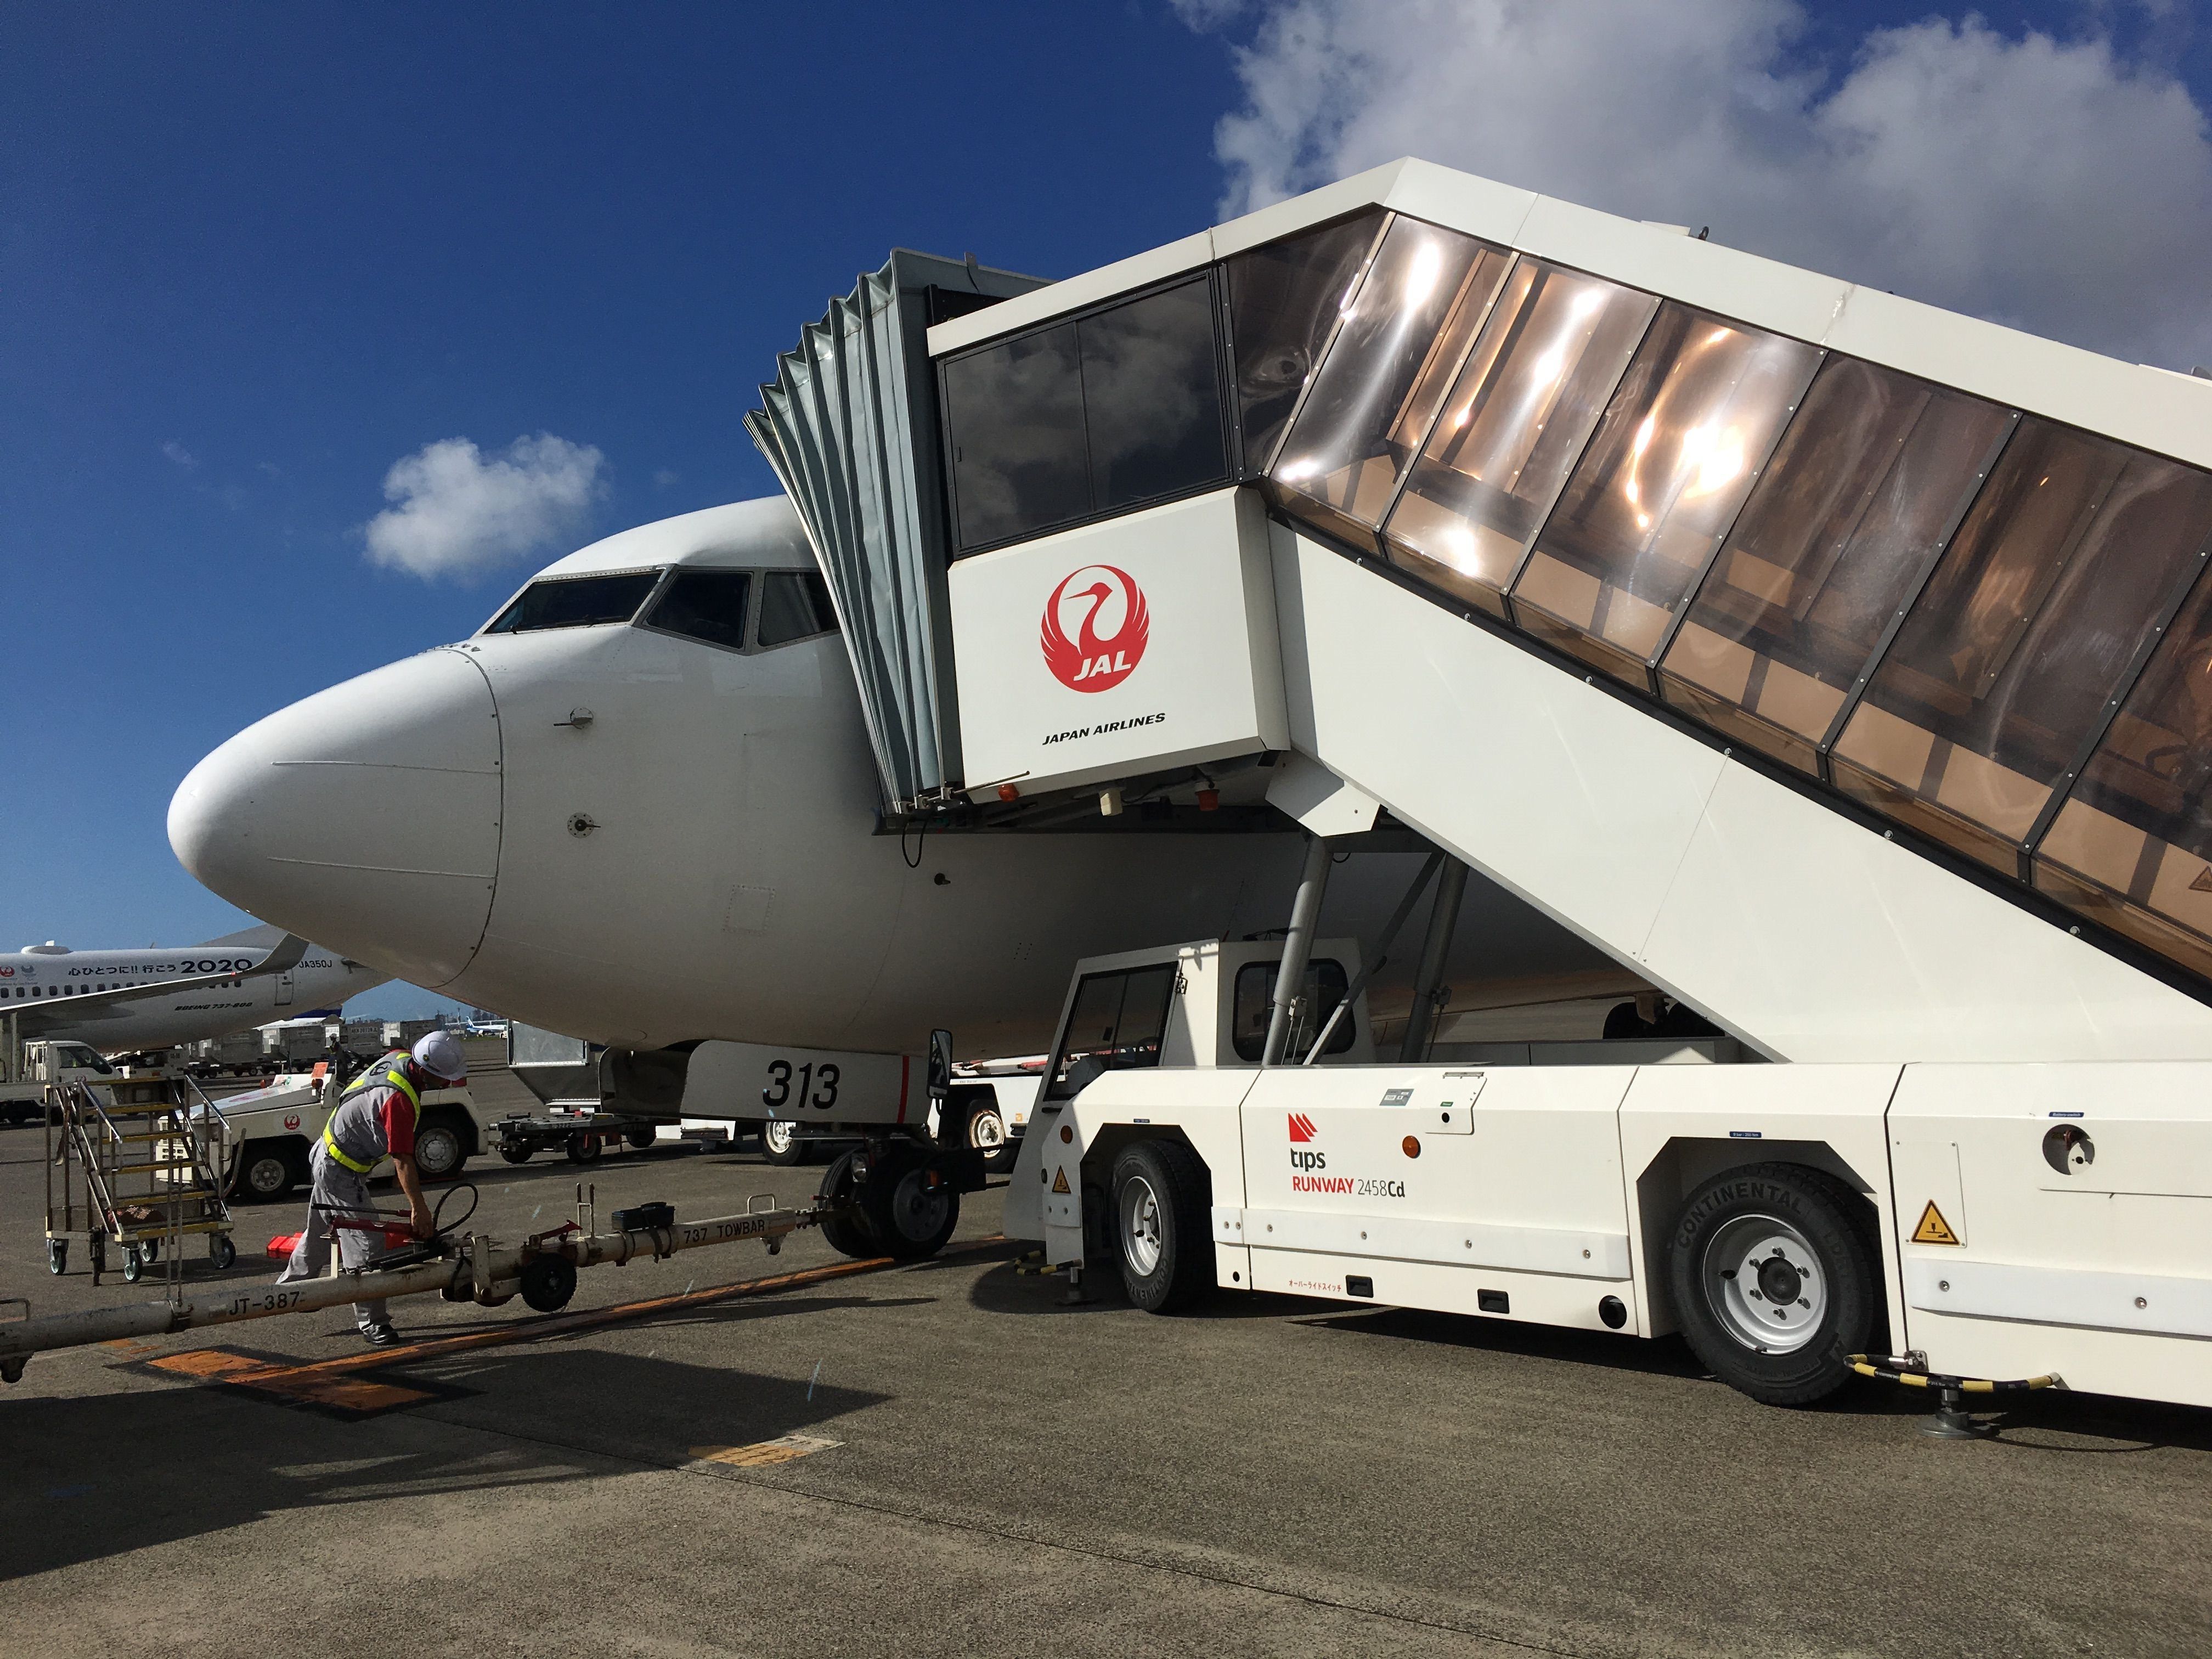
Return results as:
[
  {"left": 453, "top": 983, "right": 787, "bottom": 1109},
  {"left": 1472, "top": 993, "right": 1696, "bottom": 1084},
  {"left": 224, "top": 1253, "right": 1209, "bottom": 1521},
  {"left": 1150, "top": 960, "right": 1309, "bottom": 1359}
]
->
[{"left": 750, "top": 158, "right": 2212, "bottom": 1065}]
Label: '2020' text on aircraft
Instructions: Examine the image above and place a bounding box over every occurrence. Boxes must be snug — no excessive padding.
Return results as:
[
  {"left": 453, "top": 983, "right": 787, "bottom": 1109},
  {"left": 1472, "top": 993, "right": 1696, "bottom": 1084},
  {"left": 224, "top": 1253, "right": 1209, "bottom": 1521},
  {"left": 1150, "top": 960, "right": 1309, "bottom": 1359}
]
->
[{"left": 0, "top": 926, "right": 385, "bottom": 1053}]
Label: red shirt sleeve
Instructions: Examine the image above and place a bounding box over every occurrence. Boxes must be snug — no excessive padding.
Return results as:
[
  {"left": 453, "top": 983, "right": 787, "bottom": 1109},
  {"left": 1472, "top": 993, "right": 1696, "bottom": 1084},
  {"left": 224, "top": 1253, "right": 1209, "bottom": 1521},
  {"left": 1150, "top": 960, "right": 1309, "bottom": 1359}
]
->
[{"left": 380, "top": 1090, "right": 416, "bottom": 1161}]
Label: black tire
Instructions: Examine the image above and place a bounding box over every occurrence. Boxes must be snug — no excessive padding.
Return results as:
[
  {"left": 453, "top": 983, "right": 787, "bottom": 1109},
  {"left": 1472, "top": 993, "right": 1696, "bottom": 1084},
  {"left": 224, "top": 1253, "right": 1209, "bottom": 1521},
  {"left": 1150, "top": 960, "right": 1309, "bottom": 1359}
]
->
[
  {"left": 208, "top": 1234, "right": 237, "bottom": 1270},
  {"left": 816, "top": 1150, "right": 878, "bottom": 1259},
  {"left": 499, "top": 1145, "right": 532, "bottom": 1165},
  {"left": 1667, "top": 1162, "right": 1879, "bottom": 1407},
  {"left": 964, "top": 1105, "right": 1015, "bottom": 1173},
  {"left": 623, "top": 1126, "right": 657, "bottom": 1152},
  {"left": 413, "top": 1113, "right": 470, "bottom": 1182},
  {"left": 238, "top": 1142, "right": 297, "bottom": 1204},
  {"left": 760, "top": 1120, "right": 810, "bottom": 1167},
  {"left": 1110, "top": 1141, "right": 1214, "bottom": 1313},
  {"left": 519, "top": 1254, "right": 578, "bottom": 1313},
  {"left": 46, "top": 1239, "right": 65, "bottom": 1276},
  {"left": 855, "top": 1142, "right": 960, "bottom": 1261},
  {"left": 564, "top": 1132, "right": 602, "bottom": 1164},
  {"left": 122, "top": 1245, "right": 144, "bottom": 1283}
]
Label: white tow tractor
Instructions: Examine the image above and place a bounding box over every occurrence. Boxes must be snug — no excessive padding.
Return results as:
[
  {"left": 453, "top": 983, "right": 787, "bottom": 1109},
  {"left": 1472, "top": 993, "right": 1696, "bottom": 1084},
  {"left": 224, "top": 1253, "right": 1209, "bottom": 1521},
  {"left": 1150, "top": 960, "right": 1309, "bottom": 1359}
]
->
[
  {"left": 1011, "top": 938, "right": 2212, "bottom": 1417},
  {"left": 215, "top": 1065, "right": 492, "bottom": 1202}
]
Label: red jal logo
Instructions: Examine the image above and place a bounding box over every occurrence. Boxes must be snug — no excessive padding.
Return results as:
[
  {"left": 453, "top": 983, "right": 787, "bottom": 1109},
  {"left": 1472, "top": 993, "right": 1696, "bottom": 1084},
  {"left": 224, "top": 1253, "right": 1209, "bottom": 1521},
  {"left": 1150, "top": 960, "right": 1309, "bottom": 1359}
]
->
[
  {"left": 283, "top": 1114, "right": 301, "bottom": 1131},
  {"left": 1041, "top": 565, "right": 1149, "bottom": 693},
  {"left": 1287, "top": 1113, "right": 1318, "bottom": 1143}
]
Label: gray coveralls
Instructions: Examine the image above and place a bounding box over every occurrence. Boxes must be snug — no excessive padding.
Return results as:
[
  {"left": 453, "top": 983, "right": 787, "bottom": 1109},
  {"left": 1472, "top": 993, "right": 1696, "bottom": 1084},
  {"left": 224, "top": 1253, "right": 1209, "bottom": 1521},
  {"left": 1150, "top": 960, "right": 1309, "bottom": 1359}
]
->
[{"left": 275, "top": 1053, "right": 419, "bottom": 1330}]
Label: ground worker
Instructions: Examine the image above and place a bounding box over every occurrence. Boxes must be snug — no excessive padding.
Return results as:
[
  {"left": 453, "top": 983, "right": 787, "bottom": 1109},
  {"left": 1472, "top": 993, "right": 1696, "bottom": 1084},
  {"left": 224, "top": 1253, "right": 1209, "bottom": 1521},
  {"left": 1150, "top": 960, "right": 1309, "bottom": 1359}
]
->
[{"left": 276, "top": 1029, "right": 469, "bottom": 1347}]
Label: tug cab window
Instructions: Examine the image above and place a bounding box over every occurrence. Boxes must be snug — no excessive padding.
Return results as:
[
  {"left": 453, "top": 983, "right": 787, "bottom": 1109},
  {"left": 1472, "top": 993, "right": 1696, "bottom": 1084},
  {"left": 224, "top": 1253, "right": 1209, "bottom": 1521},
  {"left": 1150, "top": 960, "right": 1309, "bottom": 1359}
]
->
[
  {"left": 1231, "top": 959, "right": 1356, "bottom": 1062},
  {"left": 757, "top": 571, "right": 838, "bottom": 646},
  {"left": 643, "top": 571, "right": 752, "bottom": 652},
  {"left": 1043, "top": 964, "right": 1176, "bottom": 1102},
  {"left": 485, "top": 571, "right": 661, "bottom": 634}
]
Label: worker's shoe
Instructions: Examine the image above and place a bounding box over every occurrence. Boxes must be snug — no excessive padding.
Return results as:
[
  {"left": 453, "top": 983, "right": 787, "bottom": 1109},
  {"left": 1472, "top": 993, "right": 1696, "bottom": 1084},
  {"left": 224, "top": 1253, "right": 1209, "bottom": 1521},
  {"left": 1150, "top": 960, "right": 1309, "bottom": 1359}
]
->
[{"left": 358, "top": 1322, "right": 399, "bottom": 1348}]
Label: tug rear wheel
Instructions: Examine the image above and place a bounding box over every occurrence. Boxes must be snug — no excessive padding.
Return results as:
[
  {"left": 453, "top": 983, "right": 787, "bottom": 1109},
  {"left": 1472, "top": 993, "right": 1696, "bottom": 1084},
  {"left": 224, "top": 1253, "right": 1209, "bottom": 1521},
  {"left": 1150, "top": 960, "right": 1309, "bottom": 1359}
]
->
[
  {"left": 1667, "top": 1162, "right": 1877, "bottom": 1406},
  {"left": 760, "top": 1120, "right": 810, "bottom": 1167},
  {"left": 1111, "top": 1140, "right": 1212, "bottom": 1313}
]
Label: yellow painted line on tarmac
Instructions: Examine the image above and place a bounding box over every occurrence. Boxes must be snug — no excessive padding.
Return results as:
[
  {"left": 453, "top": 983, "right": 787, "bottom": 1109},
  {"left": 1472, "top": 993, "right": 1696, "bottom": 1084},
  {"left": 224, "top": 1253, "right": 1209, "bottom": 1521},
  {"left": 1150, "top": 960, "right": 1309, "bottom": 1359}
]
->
[{"left": 689, "top": 1433, "right": 843, "bottom": 1468}]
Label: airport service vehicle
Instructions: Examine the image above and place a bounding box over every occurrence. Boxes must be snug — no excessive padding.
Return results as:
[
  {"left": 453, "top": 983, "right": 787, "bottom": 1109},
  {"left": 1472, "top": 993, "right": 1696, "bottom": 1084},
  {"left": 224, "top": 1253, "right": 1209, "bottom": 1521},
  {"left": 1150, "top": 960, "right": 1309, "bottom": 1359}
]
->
[
  {"left": 172, "top": 160, "right": 2212, "bottom": 1418},
  {"left": 215, "top": 1066, "right": 489, "bottom": 1201},
  {"left": 1, "top": 1038, "right": 118, "bottom": 1125},
  {"left": 1013, "top": 939, "right": 2212, "bottom": 1410},
  {"left": 0, "top": 929, "right": 382, "bottom": 1054}
]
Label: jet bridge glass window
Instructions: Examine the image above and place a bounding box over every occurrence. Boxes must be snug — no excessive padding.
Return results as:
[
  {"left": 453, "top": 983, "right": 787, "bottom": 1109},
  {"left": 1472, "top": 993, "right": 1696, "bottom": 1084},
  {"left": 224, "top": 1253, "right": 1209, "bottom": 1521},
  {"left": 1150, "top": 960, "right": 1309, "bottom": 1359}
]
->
[
  {"left": 1268, "top": 218, "right": 1513, "bottom": 552},
  {"left": 1224, "top": 208, "right": 1389, "bottom": 473},
  {"left": 1655, "top": 359, "right": 2015, "bottom": 774},
  {"left": 1380, "top": 261, "right": 1658, "bottom": 616},
  {"left": 757, "top": 570, "right": 838, "bottom": 647},
  {"left": 1042, "top": 963, "right": 1176, "bottom": 1102},
  {"left": 1829, "top": 419, "right": 2212, "bottom": 876},
  {"left": 1508, "top": 303, "right": 1824, "bottom": 686},
  {"left": 2036, "top": 563, "right": 2212, "bottom": 977},
  {"left": 941, "top": 274, "right": 1230, "bottom": 555},
  {"left": 486, "top": 571, "right": 662, "bottom": 634},
  {"left": 642, "top": 571, "right": 752, "bottom": 652},
  {"left": 1230, "top": 959, "right": 1356, "bottom": 1063}
]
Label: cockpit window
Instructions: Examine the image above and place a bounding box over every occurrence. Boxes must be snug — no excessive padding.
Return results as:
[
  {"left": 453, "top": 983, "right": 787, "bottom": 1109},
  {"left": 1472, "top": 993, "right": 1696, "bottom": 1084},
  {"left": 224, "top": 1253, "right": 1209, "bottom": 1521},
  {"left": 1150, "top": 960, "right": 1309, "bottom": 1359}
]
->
[
  {"left": 484, "top": 572, "right": 661, "bottom": 634},
  {"left": 757, "top": 571, "right": 838, "bottom": 647},
  {"left": 643, "top": 571, "right": 753, "bottom": 652}
]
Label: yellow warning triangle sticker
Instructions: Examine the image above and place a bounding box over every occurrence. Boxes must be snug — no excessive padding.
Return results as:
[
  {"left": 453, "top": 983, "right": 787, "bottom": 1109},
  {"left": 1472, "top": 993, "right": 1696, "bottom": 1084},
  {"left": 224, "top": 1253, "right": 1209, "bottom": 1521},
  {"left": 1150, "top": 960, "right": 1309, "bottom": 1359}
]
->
[
  {"left": 1050, "top": 1167, "right": 1071, "bottom": 1194},
  {"left": 1912, "top": 1200, "right": 1961, "bottom": 1246}
]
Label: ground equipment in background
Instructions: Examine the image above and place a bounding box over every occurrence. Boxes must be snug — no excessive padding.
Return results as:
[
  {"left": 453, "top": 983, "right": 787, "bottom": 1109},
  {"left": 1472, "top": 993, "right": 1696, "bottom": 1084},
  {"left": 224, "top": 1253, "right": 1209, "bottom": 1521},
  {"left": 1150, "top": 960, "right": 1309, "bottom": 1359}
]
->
[
  {"left": 43, "top": 1065, "right": 236, "bottom": 1286},
  {"left": 491, "top": 1109, "right": 663, "bottom": 1165}
]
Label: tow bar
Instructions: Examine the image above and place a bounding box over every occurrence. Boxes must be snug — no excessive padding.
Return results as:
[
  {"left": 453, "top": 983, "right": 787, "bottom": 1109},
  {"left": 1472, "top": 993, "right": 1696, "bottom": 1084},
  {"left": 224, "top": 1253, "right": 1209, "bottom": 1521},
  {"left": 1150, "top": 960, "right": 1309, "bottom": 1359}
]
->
[{"left": 0, "top": 1187, "right": 822, "bottom": 1384}]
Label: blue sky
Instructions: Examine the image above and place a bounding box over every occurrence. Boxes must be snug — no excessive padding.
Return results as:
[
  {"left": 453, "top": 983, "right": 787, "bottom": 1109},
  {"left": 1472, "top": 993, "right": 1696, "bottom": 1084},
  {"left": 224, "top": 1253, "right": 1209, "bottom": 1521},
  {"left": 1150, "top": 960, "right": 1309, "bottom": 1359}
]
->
[{"left": 4, "top": 2, "right": 2208, "bottom": 1016}]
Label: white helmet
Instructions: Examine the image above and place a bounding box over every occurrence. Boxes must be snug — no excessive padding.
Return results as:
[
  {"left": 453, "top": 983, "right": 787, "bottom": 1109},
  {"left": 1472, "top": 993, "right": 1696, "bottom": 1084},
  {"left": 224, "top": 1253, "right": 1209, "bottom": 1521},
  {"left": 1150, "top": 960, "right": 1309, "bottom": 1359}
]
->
[{"left": 412, "top": 1029, "right": 469, "bottom": 1083}]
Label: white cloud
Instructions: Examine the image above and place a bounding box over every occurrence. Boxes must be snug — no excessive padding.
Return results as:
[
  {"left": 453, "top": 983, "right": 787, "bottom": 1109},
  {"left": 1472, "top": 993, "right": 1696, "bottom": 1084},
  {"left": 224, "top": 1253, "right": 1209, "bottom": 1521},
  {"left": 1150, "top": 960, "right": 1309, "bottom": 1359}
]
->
[
  {"left": 1193, "top": 2, "right": 2212, "bottom": 369},
  {"left": 653, "top": 467, "right": 680, "bottom": 487},
  {"left": 363, "top": 433, "right": 607, "bottom": 580},
  {"left": 162, "top": 441, "right": 197, "bottom": 469}
]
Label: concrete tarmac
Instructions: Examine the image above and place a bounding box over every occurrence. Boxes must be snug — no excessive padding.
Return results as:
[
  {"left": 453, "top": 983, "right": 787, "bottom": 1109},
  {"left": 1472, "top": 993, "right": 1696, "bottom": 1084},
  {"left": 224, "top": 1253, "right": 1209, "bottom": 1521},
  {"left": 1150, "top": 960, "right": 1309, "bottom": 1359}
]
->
[{"left": 3, "top": 1103, "right": 2209, "bottom": 1659}]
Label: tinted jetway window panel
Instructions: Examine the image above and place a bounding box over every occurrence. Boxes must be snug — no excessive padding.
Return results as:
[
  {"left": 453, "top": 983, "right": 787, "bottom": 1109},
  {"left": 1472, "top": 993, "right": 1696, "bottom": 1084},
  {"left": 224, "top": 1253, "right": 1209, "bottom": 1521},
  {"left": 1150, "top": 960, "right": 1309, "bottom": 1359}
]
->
[
  {"left": 1078, "top": 275, "right": 1229, "bottom": 514},
  {"left": 1383, "top": 261, "right": 1656, "bottom": 617},
  {"left": 2039, "top": 565, "right": 2212, "bottom": 977},
  {"left": 1510, "top": 304, "right": 1824, "bottom": 685},
  {"left": 1831, "top": 420, "right": 2212, "bottom": 874},
  {"left": 1657, "top": 359, "right": 2015, "bottom": 773},
  {"left": 944, "top": 278, "right": 1232, "bottom": 555},
  {"left": 1225, "top": 210, "right": 1389, "bottom": 472},
  {"left": 942, "top": 322, "right": 1088, "bottom": 549},
  {"left": 1269, "top": 218, "right": 1508, "bottom": 551}
]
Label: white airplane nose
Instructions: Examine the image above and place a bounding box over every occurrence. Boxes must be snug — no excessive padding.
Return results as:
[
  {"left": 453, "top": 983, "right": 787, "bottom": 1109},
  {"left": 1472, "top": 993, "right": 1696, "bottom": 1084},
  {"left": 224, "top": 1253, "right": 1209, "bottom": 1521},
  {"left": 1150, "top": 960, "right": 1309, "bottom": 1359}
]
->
[{"left": 170, "top": 648, "right": 501, "bottom": 988}]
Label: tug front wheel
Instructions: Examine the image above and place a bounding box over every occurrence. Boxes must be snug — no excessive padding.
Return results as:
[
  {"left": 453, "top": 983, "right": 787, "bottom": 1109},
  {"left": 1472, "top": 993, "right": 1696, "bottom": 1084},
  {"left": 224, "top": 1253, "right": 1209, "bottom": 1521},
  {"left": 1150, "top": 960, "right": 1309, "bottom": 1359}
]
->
[
  {"left": 1111, "top": 1140, "right": 1212, "bottom": 1313},
  {"left": 1667, "top": 1162, "right": 1878, "bottom": 1406}
]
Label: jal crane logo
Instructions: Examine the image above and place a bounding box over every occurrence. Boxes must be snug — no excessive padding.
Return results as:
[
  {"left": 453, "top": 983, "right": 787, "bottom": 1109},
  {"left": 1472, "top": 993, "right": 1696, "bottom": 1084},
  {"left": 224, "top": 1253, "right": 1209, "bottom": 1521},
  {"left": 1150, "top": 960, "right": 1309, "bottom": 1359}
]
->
[{"left": 1041, "top": 565, "right": 1149, "bottom": 693}]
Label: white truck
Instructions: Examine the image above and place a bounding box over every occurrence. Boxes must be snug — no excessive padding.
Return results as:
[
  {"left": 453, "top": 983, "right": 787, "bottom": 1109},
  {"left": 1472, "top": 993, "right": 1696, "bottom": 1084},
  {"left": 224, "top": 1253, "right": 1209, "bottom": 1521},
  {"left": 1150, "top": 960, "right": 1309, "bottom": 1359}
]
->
[
  {"left": 214, "top": 1065, "right": 491, "bottom": 1202},
  {"left": 0, "top": 1036, "right": 118, "bottom": 1125},
  {"left": 1012, "top": 938, "right": 2212, "bottom": 1415}
]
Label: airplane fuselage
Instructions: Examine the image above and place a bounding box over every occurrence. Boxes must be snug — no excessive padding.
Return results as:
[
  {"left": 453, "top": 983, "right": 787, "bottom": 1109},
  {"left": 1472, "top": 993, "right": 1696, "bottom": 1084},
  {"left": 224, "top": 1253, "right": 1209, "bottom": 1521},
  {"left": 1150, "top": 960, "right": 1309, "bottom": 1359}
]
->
[{"left": 0, "top": 944, "right": 383, "bottom": 1052}]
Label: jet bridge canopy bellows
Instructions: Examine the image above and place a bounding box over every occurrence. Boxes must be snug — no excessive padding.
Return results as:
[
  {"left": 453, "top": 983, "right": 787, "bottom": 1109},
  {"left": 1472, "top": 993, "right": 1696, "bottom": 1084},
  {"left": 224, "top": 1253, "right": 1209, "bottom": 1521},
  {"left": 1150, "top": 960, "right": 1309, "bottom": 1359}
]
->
[{"left": 747, "top": 251, "right": 1044, "bottom": 810}]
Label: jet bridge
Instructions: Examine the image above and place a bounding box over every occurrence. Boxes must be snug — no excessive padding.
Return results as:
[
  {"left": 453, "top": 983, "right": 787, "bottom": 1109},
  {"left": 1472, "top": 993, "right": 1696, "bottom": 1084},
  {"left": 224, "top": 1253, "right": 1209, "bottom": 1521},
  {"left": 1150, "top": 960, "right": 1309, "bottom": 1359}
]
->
[{"left": 771, "top": 157, "right": 2212, "bottom": 1065}]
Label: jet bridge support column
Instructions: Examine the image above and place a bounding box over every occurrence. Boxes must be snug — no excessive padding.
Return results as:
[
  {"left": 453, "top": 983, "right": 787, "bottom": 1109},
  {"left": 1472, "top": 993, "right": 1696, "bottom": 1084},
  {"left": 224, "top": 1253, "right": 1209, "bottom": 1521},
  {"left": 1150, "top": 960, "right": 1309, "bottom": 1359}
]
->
[
  {"left": 1261, "top": 837, "right": 1334, "bottom": 1066},
  {"left": 1398, "top": 859, "right": 1469, "bottom": 1062}
]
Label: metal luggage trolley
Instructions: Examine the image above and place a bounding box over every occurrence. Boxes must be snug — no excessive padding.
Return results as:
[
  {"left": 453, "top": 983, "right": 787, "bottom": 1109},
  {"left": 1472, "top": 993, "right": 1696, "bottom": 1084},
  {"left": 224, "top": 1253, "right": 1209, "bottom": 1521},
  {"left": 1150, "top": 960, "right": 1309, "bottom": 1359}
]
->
[{"left": 44, "top": 1065, "right": 238, "bottom": 1288}]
